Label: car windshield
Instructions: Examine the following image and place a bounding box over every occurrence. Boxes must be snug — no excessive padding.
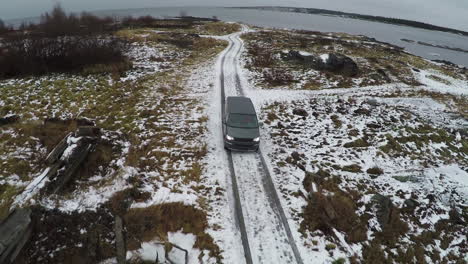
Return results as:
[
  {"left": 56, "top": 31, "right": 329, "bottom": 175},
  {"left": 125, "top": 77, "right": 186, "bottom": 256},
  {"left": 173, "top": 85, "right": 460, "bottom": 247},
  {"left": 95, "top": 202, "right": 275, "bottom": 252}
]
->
[{"left": 227, "top": 114, "right": 258, "bottom": 128}]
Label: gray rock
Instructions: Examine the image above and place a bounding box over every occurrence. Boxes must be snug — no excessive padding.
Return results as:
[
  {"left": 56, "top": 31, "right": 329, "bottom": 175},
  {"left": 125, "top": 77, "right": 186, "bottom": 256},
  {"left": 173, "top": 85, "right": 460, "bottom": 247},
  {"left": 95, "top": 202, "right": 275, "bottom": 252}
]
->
[
  {"left": 366, "top": 98, "right": 379, "bottom": 107},
  {"left": 325, "top": 53, "right": 359, "bottom": 77},
  {"left": 403, "top": 199, "right": 419, "bottom": 211},
  {"left": 372, "top": 194, "right": 393, "bottom": 226},
  {"left": 283, "top": 51, "right": 359, "bottom": 77}
]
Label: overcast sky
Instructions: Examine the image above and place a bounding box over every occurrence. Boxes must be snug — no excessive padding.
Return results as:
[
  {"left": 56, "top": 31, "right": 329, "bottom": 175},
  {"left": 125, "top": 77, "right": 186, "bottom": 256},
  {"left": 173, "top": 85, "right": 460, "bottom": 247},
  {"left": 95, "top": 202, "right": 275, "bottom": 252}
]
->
[{"left": 1, "top": 0, "right": 467, "bottom": 31}]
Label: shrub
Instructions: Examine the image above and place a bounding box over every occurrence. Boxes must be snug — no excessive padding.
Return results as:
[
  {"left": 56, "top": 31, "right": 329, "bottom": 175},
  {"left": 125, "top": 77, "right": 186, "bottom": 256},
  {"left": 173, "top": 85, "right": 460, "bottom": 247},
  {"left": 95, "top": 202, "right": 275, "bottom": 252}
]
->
[
  {"left": 326, "top": 243, "right": 337, "bottom": 250},
  {"left": 331, "top": 114, "right": 342, "bottom": 128},
  {"left": 344, "top": 137, "right": 370, "bottom": 148},
  {"left": 263, "top": 68, "right": 295, "bottom": 86},
  {"left": 367, "top": 166, "right": 384, "bottom": 175},
  {"left": 341, "top": 164, "right": 362, "bottom": 173},
  {"left": 249, "top": 44, "right": 275, "bottom": 68}
]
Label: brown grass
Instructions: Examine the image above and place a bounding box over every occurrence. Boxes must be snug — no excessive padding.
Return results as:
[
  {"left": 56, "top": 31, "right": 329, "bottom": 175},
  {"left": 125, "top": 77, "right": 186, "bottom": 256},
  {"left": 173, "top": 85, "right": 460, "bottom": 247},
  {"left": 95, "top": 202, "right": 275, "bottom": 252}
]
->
[
  {"left": 199, "top": 22, "right": 241, "bottom": 35},
  {"left": 301, "top": 172, "right": 367, "bottom": 243},
  {"left": 331, "top": 114, "right": 342, "bottom": 128},
  {"left": 301, "top": 191, "right": 367, "bottom": 243},
  {"left": 341, "top": 164, "right": 362, "bottom": 173},
  {"left": 344, "top": 137, "right": 370, "bottom": 148},
  {"left": 124, "top": 203, "right": 222, "bottom": 261}
]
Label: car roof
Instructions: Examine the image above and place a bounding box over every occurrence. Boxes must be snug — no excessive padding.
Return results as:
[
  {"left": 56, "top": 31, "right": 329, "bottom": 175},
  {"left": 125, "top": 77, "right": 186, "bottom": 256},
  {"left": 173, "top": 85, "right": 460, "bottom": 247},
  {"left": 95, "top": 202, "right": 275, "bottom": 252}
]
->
[{"left": 226, "top": 96, "right": 256, "bottom": 115}]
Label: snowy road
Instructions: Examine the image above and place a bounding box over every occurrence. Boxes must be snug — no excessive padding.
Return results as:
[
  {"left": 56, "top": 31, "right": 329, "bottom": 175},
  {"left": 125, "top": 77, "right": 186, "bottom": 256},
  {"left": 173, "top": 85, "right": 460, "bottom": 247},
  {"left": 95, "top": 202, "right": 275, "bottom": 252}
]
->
[{"left": 218, "top": 26, "right": 303, "bottom": 264}]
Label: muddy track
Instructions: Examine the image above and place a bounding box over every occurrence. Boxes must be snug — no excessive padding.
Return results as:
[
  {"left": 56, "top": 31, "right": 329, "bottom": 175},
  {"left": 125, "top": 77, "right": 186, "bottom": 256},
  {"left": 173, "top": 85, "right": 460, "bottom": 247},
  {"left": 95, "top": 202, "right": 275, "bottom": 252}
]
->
[
  {"left": 220, "top": 32, "right": 253, "bottom": 264},
  {"left": 220, "top": 27, "right": 303, "bottom": 264}
]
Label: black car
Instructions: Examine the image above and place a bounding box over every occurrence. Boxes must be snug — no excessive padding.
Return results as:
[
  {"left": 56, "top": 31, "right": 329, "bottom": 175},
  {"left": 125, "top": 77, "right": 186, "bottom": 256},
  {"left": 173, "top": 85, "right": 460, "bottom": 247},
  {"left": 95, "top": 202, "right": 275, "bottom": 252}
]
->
[{"left": 223, "top": 96, "right": 260, "bottom": 151}]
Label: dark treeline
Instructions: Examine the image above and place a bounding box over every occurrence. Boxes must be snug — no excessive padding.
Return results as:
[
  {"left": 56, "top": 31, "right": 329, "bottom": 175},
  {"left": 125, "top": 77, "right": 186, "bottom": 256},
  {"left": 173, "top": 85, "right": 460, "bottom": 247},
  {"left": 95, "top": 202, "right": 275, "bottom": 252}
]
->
[
  {"left": 0, "top": 5, "right": 221, "bottom": 79},
  {"left": 0, "top": 4, "right": 131, "bottom": 79},
  {"left": 13, "top": 5, "right": 119, "bottom": 37},
  {"left": 234, "top": 6, "right": 468, "bottom": 37},
  {"left": 0, "top": 18, "right": 14, "bottom": 34}
]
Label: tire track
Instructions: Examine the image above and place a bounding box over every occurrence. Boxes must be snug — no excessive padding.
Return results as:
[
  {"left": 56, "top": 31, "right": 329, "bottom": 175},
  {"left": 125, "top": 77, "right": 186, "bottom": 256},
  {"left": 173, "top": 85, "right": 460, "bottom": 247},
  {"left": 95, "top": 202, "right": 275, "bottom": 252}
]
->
[
  {"left": 220, "top": 26, "right": 304, "bottom": 264},
  {"left": 220, "top": 32, "right": 253, "bottom": 264}
]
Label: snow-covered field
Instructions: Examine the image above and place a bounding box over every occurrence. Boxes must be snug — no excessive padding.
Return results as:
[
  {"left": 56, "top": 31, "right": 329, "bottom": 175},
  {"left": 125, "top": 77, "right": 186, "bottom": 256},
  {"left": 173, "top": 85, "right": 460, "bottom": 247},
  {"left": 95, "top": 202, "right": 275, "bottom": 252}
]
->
[
  {"left": 237, "top": 28, "right": 467, "bottom": 263},
  {"left": 1, "top": 26, "right": 232, "bottom": 263},
  {"left": 1, "top": 22, "right": 467, "bottom": 264}
]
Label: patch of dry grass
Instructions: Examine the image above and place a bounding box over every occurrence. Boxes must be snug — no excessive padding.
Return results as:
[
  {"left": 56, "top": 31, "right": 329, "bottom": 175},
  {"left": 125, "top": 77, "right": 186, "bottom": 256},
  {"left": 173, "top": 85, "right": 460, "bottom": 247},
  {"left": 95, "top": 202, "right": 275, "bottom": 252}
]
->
[
  {"left": 300, "top": 175, "right": 367, "bottom": 244},
  {"left": 198, "top": 22, "right": 241, "bottom": 35},
  {"left": 124, "top": 203, "right": 222, "bottom": 261}
]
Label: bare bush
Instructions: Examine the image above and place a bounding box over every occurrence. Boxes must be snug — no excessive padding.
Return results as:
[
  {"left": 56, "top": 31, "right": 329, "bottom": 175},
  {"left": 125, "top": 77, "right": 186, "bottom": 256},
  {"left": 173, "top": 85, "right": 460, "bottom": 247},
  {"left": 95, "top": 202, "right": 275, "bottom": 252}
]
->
[
  {"left": 248, "top": 44, "right": 275, "bottom": 68},
  {"left": 263, "top": 67, "right": 295, "bottom": 86}
]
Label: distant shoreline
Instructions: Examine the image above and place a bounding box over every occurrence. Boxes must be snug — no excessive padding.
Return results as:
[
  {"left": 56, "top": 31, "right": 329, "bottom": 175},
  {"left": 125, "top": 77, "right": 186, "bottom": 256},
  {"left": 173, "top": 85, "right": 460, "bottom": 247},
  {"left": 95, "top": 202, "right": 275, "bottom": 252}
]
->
[
  {"left": 232, "top": 6, "right": 468, "bottom": 37},
  {"left": 401, "top": 39, "right": 468, "bottom": 54}
]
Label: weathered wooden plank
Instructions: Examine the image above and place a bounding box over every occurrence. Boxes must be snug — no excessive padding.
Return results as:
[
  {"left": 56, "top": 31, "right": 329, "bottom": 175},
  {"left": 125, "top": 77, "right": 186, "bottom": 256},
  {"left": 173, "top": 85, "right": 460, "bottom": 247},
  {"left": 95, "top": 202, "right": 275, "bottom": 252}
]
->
[
  {"left": 114, "top": 216, "right": 126, "bottom": 264},
  {"left": 0, "top": 115, "right": 19, "bottom": 126},
  {"left": 51, "top": 143, "right": 93, "bottom": 194},
  {"left": 76, "top": 126, "right": 100, "bottom": 138},
  {"left": 0, "top": 208, "right": 32, "bottom": 264},
  {"left": 45, "top": 132, "right": 72, "bottom": 165}
]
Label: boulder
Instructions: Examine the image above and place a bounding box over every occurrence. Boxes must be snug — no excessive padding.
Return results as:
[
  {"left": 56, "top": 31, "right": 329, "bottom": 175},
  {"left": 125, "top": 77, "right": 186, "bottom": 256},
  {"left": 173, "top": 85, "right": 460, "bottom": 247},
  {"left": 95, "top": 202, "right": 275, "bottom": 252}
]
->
[
  {"left": 403, "top": 199, "right": 419, "bottom": 213},
  {"left": 371, "top": 194, "right": 393, "bottom": 226},
  {"left": 283, "top": 51, "right": 359, "bottom": 77},
  {"left": 291, "top": 151, "right": 301, "bottom": 161},
  {"left": 324, "top": 53, "right": 359, "bottom": 77},
  {"left": 366, "top": 98, "right": 379, "bottom": 107}
]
